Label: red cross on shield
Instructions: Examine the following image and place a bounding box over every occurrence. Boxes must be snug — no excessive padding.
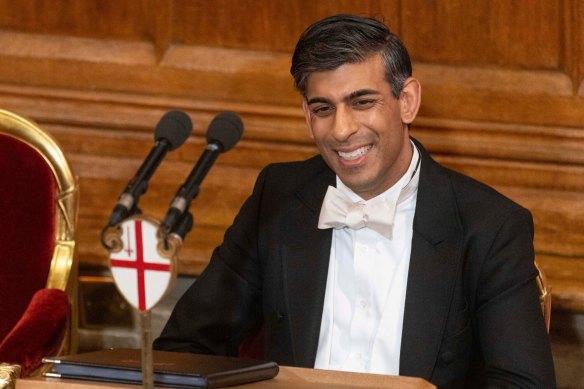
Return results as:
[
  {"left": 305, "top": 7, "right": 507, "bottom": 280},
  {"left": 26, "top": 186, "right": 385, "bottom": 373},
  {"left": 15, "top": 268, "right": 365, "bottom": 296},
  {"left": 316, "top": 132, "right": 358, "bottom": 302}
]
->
[{"left": 109, "top": 217, "right": 174, "bottom": 312}]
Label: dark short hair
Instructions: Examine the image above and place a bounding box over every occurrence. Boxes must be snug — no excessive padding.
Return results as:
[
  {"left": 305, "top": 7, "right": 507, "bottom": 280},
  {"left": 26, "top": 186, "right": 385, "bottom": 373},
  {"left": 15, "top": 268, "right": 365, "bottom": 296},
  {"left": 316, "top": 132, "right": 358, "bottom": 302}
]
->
[{"left": 290, "top": 14, "right": 412, "bottom": 99}]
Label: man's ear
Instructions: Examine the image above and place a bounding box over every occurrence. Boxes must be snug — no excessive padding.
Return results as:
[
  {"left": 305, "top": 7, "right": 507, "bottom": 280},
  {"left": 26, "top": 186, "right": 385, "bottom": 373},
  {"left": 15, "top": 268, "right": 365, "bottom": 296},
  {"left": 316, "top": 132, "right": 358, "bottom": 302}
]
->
[
  {"left": 399, "top": 77, "right": 422, "bottom": 125},
  {"left": 302, "top": 99, "right": 315, "bottom": 139}
]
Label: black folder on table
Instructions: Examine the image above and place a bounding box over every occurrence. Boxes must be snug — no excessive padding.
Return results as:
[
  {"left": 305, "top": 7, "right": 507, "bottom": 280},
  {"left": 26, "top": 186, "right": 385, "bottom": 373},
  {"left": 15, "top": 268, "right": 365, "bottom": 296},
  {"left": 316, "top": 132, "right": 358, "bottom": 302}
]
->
[{"left": 43, "top": 348, "right": 279, "bottom": 388}]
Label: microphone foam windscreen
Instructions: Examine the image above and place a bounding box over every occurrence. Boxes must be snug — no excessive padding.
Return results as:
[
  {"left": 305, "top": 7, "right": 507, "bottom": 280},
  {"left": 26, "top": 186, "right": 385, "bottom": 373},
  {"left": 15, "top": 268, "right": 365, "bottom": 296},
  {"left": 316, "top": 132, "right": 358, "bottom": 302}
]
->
[
  {"left": 155, "top": 110, "right": 192, "bottom": 150},
  {"left": 207, "top": 112, "right": 244, "bottom": 152}
]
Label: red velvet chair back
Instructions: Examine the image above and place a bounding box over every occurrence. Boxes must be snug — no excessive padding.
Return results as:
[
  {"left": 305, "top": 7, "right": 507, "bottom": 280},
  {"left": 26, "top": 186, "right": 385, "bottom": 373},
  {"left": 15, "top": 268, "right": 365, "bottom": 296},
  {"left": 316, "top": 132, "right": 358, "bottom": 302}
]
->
[
  {"left": 0, "top": 109, "right": 78, "bottom": 376},
  {"left": 0, "top": 134, "right": 56, "bottom": 339}
]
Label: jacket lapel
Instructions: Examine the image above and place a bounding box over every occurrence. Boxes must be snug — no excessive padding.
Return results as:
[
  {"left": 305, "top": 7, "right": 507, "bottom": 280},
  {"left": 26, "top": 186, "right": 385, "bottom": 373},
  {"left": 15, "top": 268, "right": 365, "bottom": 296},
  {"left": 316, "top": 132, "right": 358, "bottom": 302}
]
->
[
  {"left": 282, "top": 159, "right": 335, "bottom": 367},
  {"left": 399, "top": 140, "right": 464, "bottom": 379}
]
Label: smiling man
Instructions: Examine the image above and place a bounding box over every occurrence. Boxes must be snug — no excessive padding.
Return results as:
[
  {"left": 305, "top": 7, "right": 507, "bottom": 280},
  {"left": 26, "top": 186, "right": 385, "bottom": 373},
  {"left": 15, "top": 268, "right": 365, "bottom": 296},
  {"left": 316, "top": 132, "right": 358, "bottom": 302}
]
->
[
  {"left": 154, "top": 14, "right": 555, "bottom": 389},
  {"left": 302, "top": 52, "right": 418, "bottom": 200}
]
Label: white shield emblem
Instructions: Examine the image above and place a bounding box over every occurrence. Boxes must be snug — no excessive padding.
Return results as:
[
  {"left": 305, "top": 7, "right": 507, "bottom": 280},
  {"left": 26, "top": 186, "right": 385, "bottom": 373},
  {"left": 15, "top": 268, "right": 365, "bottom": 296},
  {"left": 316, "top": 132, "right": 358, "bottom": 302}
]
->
[{"left": 109, "top": 217, "right": 174, "bottom": 312}]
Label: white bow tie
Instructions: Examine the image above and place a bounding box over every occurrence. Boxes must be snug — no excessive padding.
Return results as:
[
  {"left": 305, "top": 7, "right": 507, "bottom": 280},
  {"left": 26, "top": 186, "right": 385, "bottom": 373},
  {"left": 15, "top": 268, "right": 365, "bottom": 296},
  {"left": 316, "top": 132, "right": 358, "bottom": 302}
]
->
[
  {"left": 318, "top": 187, "right": 397, "bottom": 238},
  {"left": 318, "top": 151, "right": 421, "bottom": 239}
]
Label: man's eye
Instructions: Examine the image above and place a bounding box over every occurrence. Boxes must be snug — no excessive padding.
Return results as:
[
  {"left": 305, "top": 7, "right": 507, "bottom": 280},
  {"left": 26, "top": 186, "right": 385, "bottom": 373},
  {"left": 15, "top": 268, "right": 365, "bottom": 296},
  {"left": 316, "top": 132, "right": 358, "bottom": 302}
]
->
[
  {"left": 353, "top": 99, "right": 376, "bottom": 109},
  {"left": 311, "top": 105, "right": 334, "bottom": 117}
]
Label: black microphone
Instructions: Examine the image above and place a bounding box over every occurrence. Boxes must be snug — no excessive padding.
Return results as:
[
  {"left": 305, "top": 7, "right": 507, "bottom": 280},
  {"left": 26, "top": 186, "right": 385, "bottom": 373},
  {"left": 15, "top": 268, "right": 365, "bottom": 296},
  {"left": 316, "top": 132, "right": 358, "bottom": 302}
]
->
[
  {"left": 161, "top": 112, "right": 244, "bottom": 234},
  {"left": 107, "top": 110, "right": 192, "bottom": 227}
]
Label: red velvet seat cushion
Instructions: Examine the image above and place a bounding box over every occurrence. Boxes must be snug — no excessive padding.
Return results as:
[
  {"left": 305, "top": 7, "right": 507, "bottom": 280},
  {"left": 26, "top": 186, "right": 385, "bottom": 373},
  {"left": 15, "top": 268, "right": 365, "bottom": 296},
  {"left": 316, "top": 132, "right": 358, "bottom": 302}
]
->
[
  {"left": 0, "top": 288, "right": 69, "bottom": 376},
  {"left": 0, "top": 134, "right": 56, "bottom": 341}
]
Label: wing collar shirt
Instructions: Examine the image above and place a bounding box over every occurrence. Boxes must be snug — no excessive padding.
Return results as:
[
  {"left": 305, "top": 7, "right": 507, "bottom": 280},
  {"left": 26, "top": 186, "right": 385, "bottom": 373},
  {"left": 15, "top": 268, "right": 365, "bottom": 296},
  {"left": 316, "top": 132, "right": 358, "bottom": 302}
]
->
[{"left": 314, "top": 141, "right": 420, "bottom": 375}]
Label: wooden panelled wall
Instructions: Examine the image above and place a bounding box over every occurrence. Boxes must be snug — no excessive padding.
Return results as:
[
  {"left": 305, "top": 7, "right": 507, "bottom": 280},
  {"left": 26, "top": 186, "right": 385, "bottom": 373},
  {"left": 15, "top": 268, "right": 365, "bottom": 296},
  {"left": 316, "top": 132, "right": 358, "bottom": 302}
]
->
[{"left": 0, "top": 1, "right": 583, "bottom": 312}]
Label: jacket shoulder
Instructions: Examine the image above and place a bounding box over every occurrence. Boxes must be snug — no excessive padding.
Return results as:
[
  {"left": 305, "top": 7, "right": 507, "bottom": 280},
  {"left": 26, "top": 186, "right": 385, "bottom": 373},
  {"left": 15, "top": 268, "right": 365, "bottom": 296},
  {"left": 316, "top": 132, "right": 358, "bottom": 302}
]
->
[
  {"left": 260, "top": 155, "right": 331, "bottom": 190},
  {"left": 446, "top": 166, "right": 529, "bottom": 216}
]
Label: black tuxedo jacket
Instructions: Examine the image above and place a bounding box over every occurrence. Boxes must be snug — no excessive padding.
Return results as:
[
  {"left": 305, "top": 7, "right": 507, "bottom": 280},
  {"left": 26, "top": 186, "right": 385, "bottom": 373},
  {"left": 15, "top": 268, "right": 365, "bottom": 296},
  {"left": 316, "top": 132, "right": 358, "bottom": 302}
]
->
[{"left": 154, "top": 140, "right": 555, "bottom": 388}]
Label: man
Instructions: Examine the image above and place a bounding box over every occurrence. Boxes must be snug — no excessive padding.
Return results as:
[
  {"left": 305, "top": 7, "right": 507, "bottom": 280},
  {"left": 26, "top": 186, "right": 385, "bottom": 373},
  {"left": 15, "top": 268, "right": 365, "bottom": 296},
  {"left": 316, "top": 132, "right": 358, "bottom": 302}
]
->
[{"left": 154, "top": 14, "right": 555, "bottom": 388}]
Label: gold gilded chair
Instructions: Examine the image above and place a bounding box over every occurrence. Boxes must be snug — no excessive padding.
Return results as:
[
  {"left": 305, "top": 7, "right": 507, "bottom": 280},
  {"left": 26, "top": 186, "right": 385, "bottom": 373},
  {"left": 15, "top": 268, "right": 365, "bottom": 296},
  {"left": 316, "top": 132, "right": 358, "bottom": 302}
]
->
[{"left": 0, "top": 109, "right": 78, "bottom": 379}]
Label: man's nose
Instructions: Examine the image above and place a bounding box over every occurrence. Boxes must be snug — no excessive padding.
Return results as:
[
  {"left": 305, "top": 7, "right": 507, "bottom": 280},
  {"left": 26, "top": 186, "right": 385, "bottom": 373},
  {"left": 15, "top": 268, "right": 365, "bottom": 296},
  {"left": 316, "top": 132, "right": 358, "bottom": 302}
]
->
[{"left": 332, "top": 106, "right": 358, "bottom": 142}]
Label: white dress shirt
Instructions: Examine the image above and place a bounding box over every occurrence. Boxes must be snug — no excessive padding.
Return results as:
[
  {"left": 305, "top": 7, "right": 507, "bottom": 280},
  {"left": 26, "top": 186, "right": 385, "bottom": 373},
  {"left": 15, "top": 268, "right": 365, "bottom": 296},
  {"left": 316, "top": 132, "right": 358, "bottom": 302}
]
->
[{"left": 314, "top": 143, "right": 420, "bottom": 375}]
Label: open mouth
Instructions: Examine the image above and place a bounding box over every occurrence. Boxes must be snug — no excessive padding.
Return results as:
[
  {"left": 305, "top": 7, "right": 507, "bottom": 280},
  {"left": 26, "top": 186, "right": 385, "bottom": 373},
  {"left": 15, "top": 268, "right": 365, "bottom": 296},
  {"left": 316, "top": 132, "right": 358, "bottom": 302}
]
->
[{"left": 337, "top": 145, "right": 372, "bottom": 161}]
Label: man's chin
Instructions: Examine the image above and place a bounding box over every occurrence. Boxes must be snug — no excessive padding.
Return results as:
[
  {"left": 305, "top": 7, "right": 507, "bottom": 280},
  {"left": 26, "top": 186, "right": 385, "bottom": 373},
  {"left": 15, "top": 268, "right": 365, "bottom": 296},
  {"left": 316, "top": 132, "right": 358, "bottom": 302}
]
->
[{"left": 337, "top": 175, "right": 370, "bottom": 193}]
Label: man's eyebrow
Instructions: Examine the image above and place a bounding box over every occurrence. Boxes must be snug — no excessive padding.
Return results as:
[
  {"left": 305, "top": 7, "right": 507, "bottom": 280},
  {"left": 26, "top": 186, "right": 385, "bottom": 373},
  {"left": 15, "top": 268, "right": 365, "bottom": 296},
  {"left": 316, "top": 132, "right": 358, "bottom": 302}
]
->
[
  {"left": 306, "top": 97, "right": 332, "bottom": 105},
  {"left": 347, "top": 89, "right": 380, "bottom": 100},
  {"left": 306, "top": 89, "right": 380, "bottom": 106}
]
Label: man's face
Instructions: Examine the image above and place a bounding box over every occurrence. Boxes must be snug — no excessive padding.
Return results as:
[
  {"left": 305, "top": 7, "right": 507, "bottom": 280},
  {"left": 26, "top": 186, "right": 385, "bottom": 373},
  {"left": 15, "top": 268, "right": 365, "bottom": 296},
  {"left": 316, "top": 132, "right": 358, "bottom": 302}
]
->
[{"left": 302, "top": 54, "right": 417, "bottom": 200}]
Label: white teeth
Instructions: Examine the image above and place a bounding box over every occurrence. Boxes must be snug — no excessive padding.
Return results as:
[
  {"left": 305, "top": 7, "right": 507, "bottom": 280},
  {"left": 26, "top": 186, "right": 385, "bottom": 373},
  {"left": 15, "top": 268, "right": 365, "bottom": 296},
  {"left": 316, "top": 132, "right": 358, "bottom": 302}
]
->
[{"left": 338, "top": 145, "right": 372, "bottom": 160}]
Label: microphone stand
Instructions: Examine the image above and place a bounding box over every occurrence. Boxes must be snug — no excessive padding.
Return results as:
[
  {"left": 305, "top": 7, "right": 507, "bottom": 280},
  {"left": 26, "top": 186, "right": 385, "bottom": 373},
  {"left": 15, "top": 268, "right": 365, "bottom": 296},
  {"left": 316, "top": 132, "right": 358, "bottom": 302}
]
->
[{"left": 141, "top": 310, "right": 153, "bottom": 389}]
